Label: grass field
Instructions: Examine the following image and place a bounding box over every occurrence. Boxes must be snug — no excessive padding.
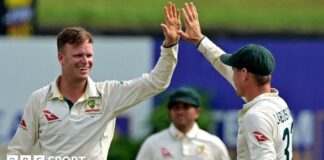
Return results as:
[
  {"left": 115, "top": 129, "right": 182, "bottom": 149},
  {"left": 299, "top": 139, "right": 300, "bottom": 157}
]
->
[{"left": 38, "top": 0, "right": 324, "bottom": 34}]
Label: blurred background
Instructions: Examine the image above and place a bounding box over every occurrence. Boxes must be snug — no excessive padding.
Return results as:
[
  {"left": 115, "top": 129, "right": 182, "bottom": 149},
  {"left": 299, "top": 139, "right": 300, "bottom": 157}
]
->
[{"left": 1, "top": 0, "right": 324, "bottom": 159}]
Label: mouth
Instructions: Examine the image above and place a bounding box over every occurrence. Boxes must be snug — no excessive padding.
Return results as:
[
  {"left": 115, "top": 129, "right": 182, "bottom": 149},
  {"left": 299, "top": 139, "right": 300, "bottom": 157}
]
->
[{"left": 78, "top": 66, "right": 89, "bottom": 72}]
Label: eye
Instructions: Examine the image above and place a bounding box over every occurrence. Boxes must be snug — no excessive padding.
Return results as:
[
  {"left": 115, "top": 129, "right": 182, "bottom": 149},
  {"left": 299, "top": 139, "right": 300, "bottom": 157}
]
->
[
  {"left": 73, "top": 54, "right": 82, "bottom": 58},
  {"left": 86, "top": 54, "right": 93, "bottom": 58},
  {"left": 183, "top": 104, "right": 192, "bottom": 109}
]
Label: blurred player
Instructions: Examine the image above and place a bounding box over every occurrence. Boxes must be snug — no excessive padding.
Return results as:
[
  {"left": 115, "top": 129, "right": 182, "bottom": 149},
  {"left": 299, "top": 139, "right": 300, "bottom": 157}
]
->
[
  {"left": 136, "top": 87, "right": 230, "bottom": 160},
  {"left": 178, "top": 2, "right": 293, "bottom": 160},
  {"left": 8, "top": 2, "right": 181, "bottom": 159}
]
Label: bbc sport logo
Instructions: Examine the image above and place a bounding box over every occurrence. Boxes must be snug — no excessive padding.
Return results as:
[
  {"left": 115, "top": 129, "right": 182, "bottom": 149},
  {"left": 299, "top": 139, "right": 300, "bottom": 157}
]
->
[{"left": 7, "top": 155, "right": 86, "bottom": 160}]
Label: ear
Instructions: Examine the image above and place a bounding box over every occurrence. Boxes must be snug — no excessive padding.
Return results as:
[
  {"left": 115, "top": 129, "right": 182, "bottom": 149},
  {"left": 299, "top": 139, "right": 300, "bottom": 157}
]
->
[
  {"left": 241, "top": 68, "right": 249, "bottom": 81},
  {"left": 58, "top": 52, "right": 64, "bottom": 64},
  {"left": 195, "top": 108, "right": 201, "bottom": 119}
]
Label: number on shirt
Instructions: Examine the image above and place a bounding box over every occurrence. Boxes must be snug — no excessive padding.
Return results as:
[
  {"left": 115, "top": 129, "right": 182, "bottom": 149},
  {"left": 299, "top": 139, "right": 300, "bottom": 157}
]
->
[{"left": 282, "top": 123, "right": 293, "bottom": 160}]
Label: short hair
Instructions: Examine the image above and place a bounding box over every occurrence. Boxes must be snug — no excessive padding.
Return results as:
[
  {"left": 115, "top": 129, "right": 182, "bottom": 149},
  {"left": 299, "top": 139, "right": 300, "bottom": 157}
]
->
[
  {"left": 252, "top": 74, "right": 271, "bottom": 86},
  {"left": 57, "top": 26, "right": 93, "bottom": 52}
]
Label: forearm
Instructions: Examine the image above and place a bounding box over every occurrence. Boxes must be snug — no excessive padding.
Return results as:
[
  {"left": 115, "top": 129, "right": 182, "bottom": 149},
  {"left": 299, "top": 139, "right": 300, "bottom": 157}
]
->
[
  {"left": 8, "top": 135, "right": 33, "bottom": 155},
  {"left": 8, "top": 121, "right": 37, "bottom": 154},
  {"left": 104, "top": 44, "right": 178, "bottom": 115},
  {"left": 8, "top": 91, "right": 41, "bottom": 155},
  {"left": 197, "top": 37, "right": 235, "bottom": 89},
  {"left": 148, "top": 44, "right": 178, "bottom": 90}
]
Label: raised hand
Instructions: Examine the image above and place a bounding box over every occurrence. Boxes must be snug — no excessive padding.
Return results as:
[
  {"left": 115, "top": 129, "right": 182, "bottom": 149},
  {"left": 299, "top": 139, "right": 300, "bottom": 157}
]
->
[
  {"left": 160, "top": 2, "right": 181, "bottom": 47},
  {"left": 178, "top": 2, "right": 204, "bottom": 45}
]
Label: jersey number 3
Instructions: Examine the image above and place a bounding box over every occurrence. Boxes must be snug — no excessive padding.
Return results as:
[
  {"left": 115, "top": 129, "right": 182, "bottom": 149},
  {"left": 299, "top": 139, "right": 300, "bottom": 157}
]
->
[{"left": 282, "top": 123, "right": 293, "bottom": 160}]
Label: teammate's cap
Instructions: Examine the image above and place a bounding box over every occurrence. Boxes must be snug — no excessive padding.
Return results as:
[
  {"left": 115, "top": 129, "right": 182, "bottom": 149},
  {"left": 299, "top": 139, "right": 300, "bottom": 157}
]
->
[
  {"left": 167, "top": 87, "right": 201, "bottom": 109},
  {"left": 220, "top": 44, "right": 275, "bottom": 76}
]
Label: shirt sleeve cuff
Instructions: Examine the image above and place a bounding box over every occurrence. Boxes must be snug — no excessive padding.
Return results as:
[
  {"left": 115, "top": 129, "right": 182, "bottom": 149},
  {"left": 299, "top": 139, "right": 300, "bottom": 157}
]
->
[
  {"left": 162, "top": 41, "right": 179, "bottom": 48},
  {"left": 196, "top": 36, "right": 206, "bottom": 49}
]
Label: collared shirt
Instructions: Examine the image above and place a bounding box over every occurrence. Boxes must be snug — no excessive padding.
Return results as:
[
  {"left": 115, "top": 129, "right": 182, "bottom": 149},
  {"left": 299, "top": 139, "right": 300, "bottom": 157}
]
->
[
  {"left": 8, "top": 45, "right": 178, "bottom": 159},
  {"left": 136, "top": 123, "right": 230, "bottom": 160},
  {"left": 198, "top": 37, "right": 293, "bottom": 160},
  {"left": 236, "top": 89, "right": 293, "bottom": 160}
]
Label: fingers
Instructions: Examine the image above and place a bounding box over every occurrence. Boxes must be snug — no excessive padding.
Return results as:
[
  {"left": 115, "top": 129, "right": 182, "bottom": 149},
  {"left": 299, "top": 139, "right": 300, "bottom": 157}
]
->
[
  {"left": 167, "top": 2, "right": 173, "bottom": 18},
  {"left": 166, "top": 2, "right": 178, "bottom": 19},
  {"left": 184, "top": 3, "right": 193, "bottom": 22},
  {"left": 182, "top": 2, "right": 198, "bottom": 27},
  {"left": 164, "top": 2, "right": 177, "bottom": 19},
  {"left": 163, "top": 7, "right": 169, "bottom": 24},
  {"left": 163, "top": 2, "right": 172, "bottom": 22},
  {"left": 164, "top": 2, "right": 178, "bottom": 24},
  {"left": 181, "top": 8, "right": 190, "bottom": 27},
  {"left": 189, "top": 2, "right": 198, "bottom": 20},
  {"left": 176, "top": 9, "right": 180, "bottom": 20},
  {"left": 171, "top": 3, "right": 177, "bottom": 18}
]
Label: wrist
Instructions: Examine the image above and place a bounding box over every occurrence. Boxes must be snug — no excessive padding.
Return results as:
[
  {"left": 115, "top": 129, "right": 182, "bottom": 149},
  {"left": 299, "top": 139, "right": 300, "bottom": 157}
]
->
[
  {"left": 193, "top": 35, "right": 205, "bottom": 46},
  {"left": 163, "top": 40, "right": 178, "bottom": 48},
  {"left": 195, "top": 35, "right": 206, "bottom": 48}
]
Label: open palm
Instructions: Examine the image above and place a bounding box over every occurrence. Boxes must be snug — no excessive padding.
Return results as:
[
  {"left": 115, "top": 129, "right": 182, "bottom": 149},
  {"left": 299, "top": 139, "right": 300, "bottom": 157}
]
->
[{"left": 161, "top": 2, "right": 181, "bottom": 46}]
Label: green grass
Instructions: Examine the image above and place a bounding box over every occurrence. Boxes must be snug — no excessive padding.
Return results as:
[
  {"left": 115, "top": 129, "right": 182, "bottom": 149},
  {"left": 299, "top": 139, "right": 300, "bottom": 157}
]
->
[{"left": 38, "top": 0, "right": 324, "bottom": 33}]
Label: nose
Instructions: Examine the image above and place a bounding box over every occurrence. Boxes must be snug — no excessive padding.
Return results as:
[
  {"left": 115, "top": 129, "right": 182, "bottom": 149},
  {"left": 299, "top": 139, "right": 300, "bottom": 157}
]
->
[
  {"left": 80, "top": 55, "right": 88, "bottom": 64},
  {"left": 174, "top": 107, "right": 186, "bottom": 114}
]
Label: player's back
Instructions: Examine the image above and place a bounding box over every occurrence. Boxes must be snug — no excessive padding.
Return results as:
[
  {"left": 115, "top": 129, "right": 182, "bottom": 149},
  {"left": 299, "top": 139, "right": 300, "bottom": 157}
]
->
[
  {"left": 270, "top": 97, "right": 293, "bottom": 160},
  {"left": 239, "top": 92, "right": 293, "bottom": 160},
  {"left": 250, "top": 95, "right": 293, "bottom": 160}
]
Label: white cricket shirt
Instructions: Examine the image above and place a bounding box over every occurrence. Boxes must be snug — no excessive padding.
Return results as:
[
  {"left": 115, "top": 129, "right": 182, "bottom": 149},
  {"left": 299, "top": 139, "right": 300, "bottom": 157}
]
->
[
  {"left": 136, "top": 123, "right": 230, "bottom": 160},
  {"left": 198, "top": 37, "right": 293, "bottom": 160},
  {"left": 8, "top": 45, "right": 178, "bottom": 159}
]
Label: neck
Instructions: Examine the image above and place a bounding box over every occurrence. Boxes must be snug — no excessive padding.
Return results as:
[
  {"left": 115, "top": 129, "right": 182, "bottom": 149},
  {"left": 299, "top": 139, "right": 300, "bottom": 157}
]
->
[
  {"left": 176, "top": 123, "right": 194, "bottom": 134},
  {"left": 244, "top": 83, "right": 271, "bottom": 102},
  {"left": 58, "top": 76, "right": 87, "bottom": 103}
]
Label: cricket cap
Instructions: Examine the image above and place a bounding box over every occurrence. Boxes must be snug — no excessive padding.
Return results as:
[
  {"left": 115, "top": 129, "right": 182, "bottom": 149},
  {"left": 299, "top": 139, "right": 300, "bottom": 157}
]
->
[
  {"left": 220, "top": 44, "right": 275, "bottom": 76},
  {"left": 167, "top": 87, "right": 201, "bottom": 109}
]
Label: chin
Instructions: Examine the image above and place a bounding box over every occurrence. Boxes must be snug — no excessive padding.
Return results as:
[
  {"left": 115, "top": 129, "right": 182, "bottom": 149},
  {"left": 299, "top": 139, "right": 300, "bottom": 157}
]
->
[
  {"left": 175, "top": 121, "right": 187, "bottom": 126},
  {"left": 236, "top": 91, "right": 243, "bottom": 97},
  {"left": 79, "top": 73, "right": 89, "bottom": 78},
  {"left": 76, "top": 75, "right": 88, "bottom": 81}
]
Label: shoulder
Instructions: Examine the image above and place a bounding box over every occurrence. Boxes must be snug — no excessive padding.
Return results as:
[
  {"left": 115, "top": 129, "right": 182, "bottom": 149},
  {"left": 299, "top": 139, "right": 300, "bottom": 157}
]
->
[
  {"left": 144, "top": 129, "right": 169, "bottom": 143},
  {"left": 28, "top": 85, "right": 51, "bottom": 104},
  {"left": 23, "top": 84, "right": 51, "bottom": 115},
  {"left": 246, "top": 97, "right": 288, "bottom": 119},
  {"left": 33, "top": 85, "right": 51, "bottom": 96},
  {"left": 244, "top": 104, "right": 277, "bottom": 130},
  {"left": 197, "top": 129, "right": 216, "bottom": 139},
  {"left": 245, "top": 107, "right": 270, "bottom": 123},
  {"left": 247, "top": 100, "right": 277, "bottom": 117},
  {"left": 140, "top": 129, "right": 170, "bottom": 151},
  {"left": 197, "top": 129, "right": 226, "bottom": 146},
  {"left": 196, "top": 129, "right": 229, "bottom": 156}
]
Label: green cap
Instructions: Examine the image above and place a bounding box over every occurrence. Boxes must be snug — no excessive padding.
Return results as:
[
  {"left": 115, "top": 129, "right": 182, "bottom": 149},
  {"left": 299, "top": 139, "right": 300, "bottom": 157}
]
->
[
  {"left": 167, "top": 87, "right": 201, "bottom": 109},
  {"left": 220, "top": 44, "right": 275, "bottom": 76}
]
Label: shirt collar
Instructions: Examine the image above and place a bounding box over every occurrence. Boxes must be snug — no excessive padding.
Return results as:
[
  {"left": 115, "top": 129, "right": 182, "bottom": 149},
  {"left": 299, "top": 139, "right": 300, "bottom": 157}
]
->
[
  {"left": 48, "top": 76, "right": 100, "bottom": 101},
  {"left": 241, "top": 88, "right": 279, "bottom": 112},
  {"left": 84, "top": 77, "right": 101, "bottom": 99},
  {"left": 169, "top": 122, "right": 199, "bottom": 140}
]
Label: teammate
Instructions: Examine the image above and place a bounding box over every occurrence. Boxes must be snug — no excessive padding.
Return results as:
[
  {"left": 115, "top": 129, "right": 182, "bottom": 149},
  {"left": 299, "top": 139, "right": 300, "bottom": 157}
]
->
[
  {"left": 136, "top": 87, "right": 230, "bottom": 160},
  {"left": 178, "top": 2, "right": 293, "bottom": 160},
  {"left": 8, "top": 2, "right": 181, "bottom": 159}
]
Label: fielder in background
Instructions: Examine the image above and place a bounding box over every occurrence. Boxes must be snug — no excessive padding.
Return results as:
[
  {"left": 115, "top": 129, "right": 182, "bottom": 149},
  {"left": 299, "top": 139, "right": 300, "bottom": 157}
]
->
[
  {"left": 7, "top": 2, "right": 181, "bottom": 159},
  {"left": 136, "top": 87, "right": 230, "bottom": 160},
  {"left": 178, "top": 2, "right": 293, "bottom": 160}
]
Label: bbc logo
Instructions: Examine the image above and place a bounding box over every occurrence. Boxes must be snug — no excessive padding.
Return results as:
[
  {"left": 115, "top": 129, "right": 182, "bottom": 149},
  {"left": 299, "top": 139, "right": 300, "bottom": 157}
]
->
[
  {"left": 7, "top": 155, "right": 86, "bottom": 160},
  {"left": 7, "top": 155, "right": 44, "bottom": 160}
]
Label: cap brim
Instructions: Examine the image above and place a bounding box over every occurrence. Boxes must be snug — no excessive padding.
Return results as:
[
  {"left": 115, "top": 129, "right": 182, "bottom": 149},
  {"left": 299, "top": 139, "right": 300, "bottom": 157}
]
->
[
  {"left": 170, "top": 97, "right": 199, "bottom": 107},
  {"left": 220, "top": 54, "right": 233, "bottom": 66}
]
